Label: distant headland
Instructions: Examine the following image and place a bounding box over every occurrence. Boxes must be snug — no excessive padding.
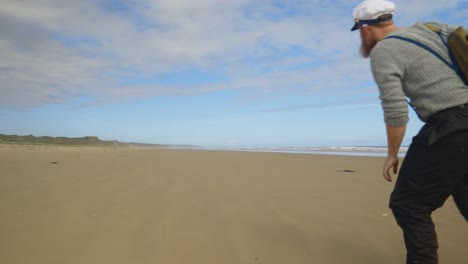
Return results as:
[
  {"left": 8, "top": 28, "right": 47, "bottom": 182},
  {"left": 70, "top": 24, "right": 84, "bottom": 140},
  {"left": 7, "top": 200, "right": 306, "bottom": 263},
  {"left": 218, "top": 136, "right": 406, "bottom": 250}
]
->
[{"left": 0, "top": 134, "right": 195, "bottom": 148}]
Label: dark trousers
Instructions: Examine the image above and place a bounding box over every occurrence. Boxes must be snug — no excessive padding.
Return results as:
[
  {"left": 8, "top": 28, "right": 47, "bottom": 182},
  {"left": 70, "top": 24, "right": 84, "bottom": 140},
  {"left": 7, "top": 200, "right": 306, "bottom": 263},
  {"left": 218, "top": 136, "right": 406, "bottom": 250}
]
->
[{"left": 389, "top": 106, "right": 468, "bottom": 264}]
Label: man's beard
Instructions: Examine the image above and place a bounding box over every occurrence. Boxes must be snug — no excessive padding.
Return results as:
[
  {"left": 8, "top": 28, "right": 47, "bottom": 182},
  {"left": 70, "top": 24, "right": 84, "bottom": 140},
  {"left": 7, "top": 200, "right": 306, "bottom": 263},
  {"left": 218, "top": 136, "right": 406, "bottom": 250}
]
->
[{"left": 360, "top": 30, "right": 377, "bottom": 58}]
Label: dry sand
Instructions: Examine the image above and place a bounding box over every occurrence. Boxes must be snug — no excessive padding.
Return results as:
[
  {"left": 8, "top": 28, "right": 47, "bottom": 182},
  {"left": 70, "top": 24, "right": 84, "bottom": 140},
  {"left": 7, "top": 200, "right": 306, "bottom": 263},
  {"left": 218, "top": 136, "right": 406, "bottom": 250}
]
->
[{"left": 0, "top": 145, "right": 466, "bottom": 264}]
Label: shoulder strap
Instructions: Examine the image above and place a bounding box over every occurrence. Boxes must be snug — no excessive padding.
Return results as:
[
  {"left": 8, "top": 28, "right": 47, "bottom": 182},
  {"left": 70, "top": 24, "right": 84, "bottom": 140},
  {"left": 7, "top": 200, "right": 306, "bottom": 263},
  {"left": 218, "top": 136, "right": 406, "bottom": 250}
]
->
[
  {"left": 383, "top": 26, "right": 465, "bottom": 121},
  {"left": 424, "top": 24, "right": 441, "bottom": 33},
  {"left": 424, "top": 24, "right": 463, "bottom": 78},
  {"left": 383, "top": 32, "right": 449, "bottom": 122},
  {"left": 385, "top": 35, "right": 455, "bottom": 71},
  {"left": 386, "top": 23, "right": 464, "bottom": 81}
]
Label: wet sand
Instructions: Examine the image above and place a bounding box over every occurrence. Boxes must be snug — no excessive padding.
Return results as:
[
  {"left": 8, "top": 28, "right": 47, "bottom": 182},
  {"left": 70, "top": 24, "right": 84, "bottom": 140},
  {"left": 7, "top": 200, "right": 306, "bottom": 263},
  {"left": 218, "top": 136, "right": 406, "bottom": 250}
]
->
[{"left": 0, "top": 145, "right": 466, "bottom": 263}]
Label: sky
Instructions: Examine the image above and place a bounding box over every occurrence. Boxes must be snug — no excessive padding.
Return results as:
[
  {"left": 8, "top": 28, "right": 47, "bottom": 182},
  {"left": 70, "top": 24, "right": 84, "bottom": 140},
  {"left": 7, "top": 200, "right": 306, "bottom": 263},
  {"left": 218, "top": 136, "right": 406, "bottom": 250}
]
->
[{"left": 0, "top": 0, "right": 467, "bottom": 148}]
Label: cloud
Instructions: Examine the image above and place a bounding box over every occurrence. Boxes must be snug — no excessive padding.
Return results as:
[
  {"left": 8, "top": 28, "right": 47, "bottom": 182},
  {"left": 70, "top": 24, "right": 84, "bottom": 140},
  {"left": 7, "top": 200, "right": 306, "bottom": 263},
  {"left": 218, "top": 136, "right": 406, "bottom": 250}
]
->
[
  {"left": 0, "top": 0, "right": 464, "bottom": 109},
  {"left": 394, "top": 0, "right": 460, "bottom": 16}
]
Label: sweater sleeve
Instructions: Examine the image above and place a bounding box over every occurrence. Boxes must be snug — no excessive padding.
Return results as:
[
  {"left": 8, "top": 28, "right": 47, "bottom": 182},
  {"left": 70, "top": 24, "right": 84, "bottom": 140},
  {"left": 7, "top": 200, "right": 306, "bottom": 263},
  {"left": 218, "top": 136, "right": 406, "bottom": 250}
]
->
[{"left": 370, "top": 42, "right": 409, "bottom": 126}]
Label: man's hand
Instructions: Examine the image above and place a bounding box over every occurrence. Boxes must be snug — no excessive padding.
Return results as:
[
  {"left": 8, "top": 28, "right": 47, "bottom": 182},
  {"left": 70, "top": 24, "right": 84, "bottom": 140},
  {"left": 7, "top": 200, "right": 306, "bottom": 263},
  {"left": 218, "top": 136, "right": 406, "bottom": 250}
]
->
[
  {"left": 384, "top": 125, "right": 406, "bottom": 182},
  {"left": 383, "top": 156, "right": 399, "bottom": 182}
]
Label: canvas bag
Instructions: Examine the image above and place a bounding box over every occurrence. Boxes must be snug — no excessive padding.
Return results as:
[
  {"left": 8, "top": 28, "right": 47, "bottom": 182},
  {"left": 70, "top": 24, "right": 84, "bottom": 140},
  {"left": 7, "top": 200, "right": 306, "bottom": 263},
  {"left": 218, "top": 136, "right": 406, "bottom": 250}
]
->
[
  {"left": 448, "top": 26, "right": 468, "bottom": 83},
  {"left": 425, "top": 24, "right": 468, "bottom": 85}
]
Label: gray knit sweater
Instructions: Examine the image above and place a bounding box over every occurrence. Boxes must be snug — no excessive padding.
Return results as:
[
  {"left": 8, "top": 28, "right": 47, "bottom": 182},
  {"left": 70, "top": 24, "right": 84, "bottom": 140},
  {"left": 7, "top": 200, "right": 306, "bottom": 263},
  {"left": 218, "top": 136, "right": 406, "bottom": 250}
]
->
[{"left": 370, "top": 22, "right": 468, "bottom": 126}]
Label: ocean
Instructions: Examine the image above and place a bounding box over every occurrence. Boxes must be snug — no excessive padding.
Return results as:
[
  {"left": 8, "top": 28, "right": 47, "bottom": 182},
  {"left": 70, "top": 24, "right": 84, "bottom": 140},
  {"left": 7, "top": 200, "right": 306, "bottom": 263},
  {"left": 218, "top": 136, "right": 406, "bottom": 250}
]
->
[{"left": 205, "top": 146, "right": 408, "bottom": 157}]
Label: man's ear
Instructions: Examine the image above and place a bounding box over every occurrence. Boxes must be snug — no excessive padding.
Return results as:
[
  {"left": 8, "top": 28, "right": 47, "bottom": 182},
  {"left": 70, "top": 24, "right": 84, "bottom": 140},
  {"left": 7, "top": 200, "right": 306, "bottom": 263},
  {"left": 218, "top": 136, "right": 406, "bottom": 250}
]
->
[
  {"left": 363, "top": 25, "right": 372, "bottom": 34},
  {"left": 359, "top": 25, "right": 369, "bottom": 35}
]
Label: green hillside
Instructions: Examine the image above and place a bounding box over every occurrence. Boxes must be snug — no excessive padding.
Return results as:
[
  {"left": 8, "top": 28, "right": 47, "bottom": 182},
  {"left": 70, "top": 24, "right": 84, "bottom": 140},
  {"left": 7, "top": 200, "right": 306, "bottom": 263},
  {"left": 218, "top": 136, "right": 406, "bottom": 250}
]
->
[
  {"left": 0, "top": 134, "right": 198, "bottom": 148},
  {"left": 0, "top": 134, "right": 121, "bottom": 146}
]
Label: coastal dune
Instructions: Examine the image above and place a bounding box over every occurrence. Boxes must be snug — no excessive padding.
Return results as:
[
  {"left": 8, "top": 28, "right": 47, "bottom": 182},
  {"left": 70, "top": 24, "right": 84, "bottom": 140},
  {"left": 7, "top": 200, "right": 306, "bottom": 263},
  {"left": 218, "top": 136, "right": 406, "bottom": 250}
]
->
[{"left": 0, "top": 146, "right": 466, "bottom": 264}]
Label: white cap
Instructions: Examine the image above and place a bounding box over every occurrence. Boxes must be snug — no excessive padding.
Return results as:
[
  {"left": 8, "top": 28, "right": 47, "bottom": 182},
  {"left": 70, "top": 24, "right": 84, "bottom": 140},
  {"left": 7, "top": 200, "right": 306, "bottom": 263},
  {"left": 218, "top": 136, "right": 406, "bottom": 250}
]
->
[{"left": 351, "top": 0, "right": 396, "bottom": 31}]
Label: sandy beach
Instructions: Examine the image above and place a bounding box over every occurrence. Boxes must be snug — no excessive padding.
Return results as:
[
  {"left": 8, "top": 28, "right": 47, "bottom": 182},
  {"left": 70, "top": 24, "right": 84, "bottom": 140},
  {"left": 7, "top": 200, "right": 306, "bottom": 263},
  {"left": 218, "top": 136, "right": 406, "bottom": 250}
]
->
[{"left": 0, "top": 145, "right": 466, "bottom": 264}]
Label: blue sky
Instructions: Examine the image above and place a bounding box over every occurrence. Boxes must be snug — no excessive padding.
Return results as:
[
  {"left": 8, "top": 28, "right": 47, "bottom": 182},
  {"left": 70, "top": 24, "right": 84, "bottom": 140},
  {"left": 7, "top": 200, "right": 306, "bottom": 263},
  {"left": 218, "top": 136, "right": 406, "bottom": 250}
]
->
[{"left": 1, "top": 0, "right": 467, "bottom": 147}]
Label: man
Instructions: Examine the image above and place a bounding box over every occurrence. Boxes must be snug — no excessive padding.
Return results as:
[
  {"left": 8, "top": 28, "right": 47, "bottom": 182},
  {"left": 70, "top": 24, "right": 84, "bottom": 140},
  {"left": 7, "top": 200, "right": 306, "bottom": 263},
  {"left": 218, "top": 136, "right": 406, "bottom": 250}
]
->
[{"left": 351, "top": 0, "right": 468, "bottom": 263}]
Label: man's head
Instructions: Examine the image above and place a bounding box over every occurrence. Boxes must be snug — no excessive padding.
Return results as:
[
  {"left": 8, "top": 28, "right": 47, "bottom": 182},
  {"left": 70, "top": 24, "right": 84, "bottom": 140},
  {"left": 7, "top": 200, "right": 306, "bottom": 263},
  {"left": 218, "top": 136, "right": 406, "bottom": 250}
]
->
[{"left": 351, "top": 0, "right": 397, "bottom": 58}]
